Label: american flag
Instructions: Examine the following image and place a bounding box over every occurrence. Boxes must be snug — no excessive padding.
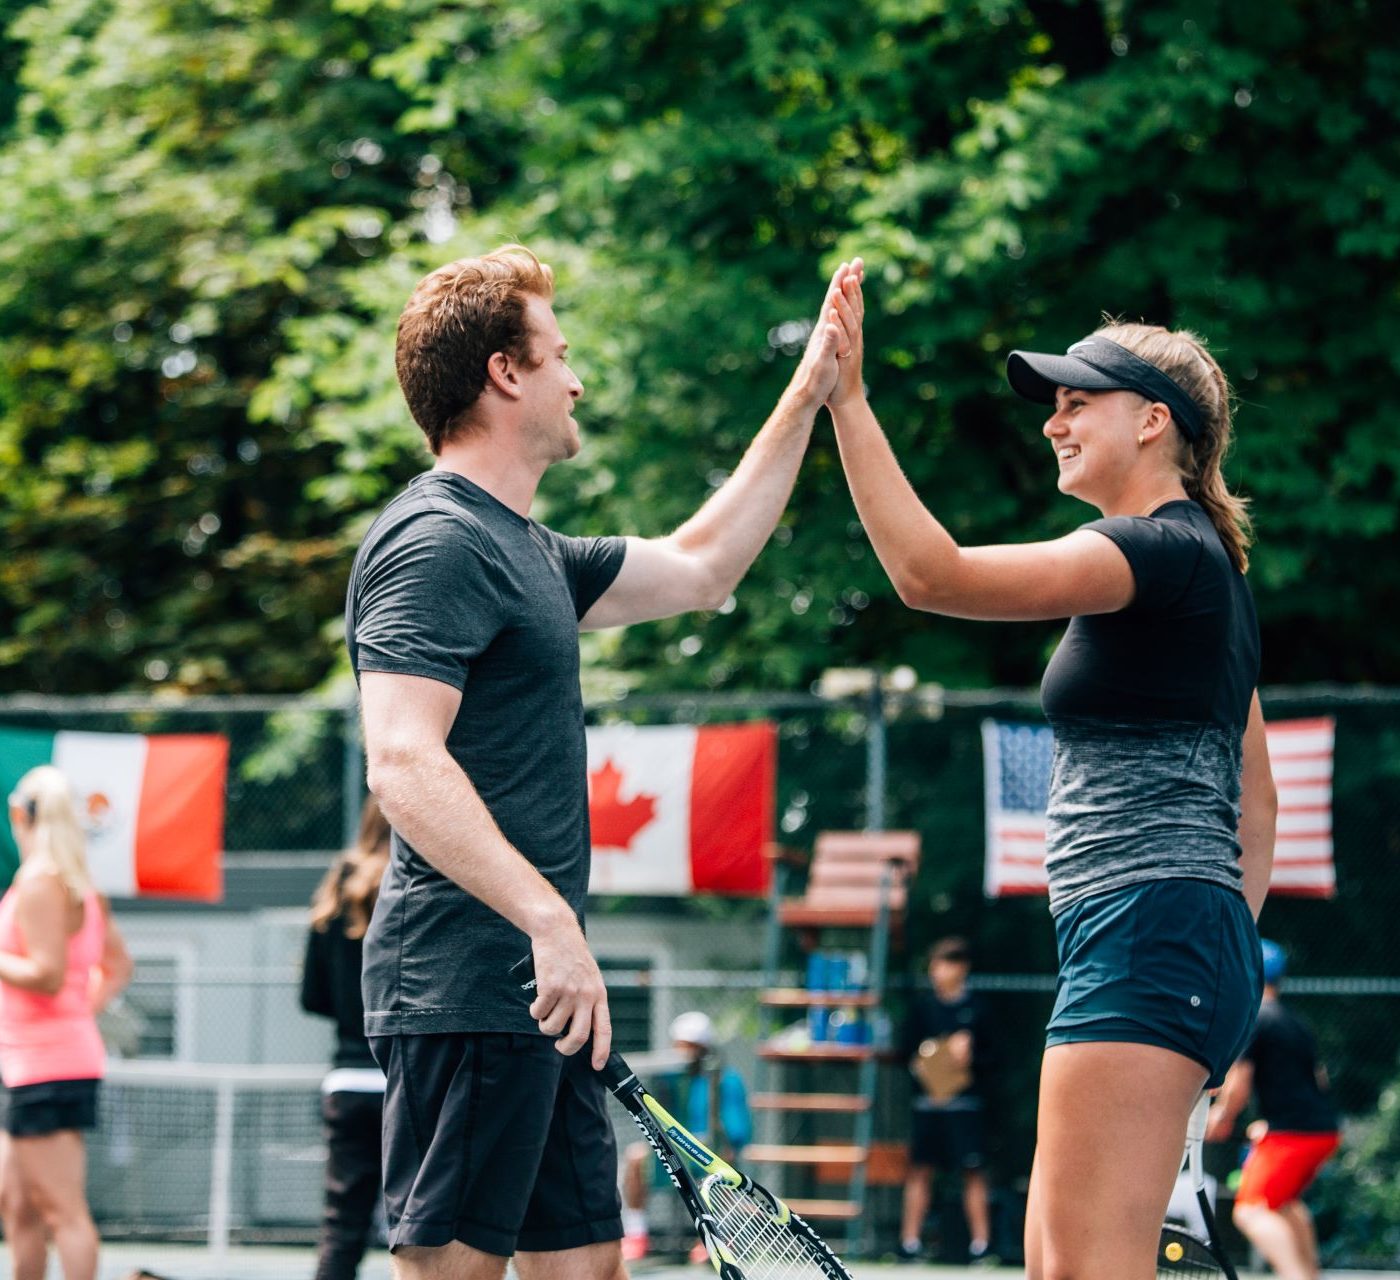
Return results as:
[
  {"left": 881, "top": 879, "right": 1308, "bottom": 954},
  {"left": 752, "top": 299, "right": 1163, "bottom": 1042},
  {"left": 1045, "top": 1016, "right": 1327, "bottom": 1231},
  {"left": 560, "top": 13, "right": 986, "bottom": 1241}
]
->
[
  {"left": 1264, "top": 718, "right": 1337, "bottom": 897},
  {"left": 981, "top": 717, "right": 1336, "bottom": 899}
]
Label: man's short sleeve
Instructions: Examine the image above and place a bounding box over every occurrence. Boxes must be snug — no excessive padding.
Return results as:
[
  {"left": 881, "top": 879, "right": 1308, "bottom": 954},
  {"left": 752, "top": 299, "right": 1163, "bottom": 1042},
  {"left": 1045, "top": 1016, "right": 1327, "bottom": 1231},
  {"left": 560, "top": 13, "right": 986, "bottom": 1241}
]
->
[
  {"left": 351, "top": 509, "right": 504, "bottom": 688},
  {"left": 1240, "top": 1009, "right": 1274, "bottom": 1065},
  {"left": 1080, "top": 515, "right": 1205, "bottom": 613},
  {"left": 553, "top": 533, "right": 627, "bottom": 619}
]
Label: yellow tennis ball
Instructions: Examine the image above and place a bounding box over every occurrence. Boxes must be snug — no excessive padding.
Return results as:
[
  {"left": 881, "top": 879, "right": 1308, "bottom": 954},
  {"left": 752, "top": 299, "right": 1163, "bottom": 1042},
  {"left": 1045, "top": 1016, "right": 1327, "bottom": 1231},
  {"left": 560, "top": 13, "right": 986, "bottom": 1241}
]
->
[{"left": 1165, "top": 1242, "right": 1184, "bottom": 1262}]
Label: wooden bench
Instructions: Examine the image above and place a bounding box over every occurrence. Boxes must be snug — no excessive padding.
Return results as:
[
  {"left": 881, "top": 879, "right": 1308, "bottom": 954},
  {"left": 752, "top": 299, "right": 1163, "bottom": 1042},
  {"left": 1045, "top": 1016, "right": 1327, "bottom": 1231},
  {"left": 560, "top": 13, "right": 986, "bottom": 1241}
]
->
[
  {"left": 815, "top": 1139, "right": 910, "bottom": 1187},
  {"left": 777, "top": 830, "right": 921, "bottom": 930}
]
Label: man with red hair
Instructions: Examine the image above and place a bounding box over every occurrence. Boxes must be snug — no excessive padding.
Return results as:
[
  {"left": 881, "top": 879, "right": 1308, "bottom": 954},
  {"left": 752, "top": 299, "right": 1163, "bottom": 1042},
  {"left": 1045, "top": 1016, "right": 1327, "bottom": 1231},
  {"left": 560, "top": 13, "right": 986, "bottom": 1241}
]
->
[{"left": 348, "top": 245, "right": 856, "bottom": 1280}]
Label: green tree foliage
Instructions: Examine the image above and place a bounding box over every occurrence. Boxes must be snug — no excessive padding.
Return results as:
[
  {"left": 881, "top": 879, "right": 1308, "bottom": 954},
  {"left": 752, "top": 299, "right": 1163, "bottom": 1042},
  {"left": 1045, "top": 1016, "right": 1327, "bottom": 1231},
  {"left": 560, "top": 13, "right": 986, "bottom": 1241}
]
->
[
  {"left": 2, "top": 0, "right": 1397, "bottom": 693},
  {"left": 1309, "top": 1058, "right": 1400, "bottom": 1265},
  {"left": 0, "top": 0, "right": 450, "bottom": 690}
]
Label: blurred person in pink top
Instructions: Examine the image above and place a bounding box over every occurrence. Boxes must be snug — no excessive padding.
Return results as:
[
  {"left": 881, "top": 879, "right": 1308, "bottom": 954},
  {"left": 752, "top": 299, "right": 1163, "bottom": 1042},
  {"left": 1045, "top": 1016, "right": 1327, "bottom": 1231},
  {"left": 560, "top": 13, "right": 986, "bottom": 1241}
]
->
[{"left": 0, "top": 765, "right": 132, "bottom": 1280}]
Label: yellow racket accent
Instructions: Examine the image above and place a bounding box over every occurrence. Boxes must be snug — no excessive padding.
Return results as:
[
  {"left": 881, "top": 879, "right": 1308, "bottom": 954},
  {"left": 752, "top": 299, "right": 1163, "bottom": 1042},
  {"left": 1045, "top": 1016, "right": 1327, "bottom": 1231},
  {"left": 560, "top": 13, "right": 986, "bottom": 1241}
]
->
[
  {"left": 1165, "top": 1241, "right": 1185, "bottom": 1262},
  {"left": 639, "top": 1092, "right": 812, "bottom": 1273},
  {"left": 640, "top": 1093, "right": 742, "bottom": 1182}
]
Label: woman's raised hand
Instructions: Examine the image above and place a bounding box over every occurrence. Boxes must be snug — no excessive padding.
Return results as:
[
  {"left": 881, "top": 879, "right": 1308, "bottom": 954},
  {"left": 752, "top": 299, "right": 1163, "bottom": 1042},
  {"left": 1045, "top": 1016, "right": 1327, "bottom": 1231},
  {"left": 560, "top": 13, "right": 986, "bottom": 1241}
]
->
[{"left": 827, "top": 257, "right": 866, "bottom": 411}]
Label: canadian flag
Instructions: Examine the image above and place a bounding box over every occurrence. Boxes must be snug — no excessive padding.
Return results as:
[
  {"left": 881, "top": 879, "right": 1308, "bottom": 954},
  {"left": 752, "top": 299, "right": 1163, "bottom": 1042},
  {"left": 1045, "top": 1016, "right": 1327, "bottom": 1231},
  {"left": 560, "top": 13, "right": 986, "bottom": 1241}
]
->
[{"left": 586, "top": 722, "right": 775, "bottom": 897}]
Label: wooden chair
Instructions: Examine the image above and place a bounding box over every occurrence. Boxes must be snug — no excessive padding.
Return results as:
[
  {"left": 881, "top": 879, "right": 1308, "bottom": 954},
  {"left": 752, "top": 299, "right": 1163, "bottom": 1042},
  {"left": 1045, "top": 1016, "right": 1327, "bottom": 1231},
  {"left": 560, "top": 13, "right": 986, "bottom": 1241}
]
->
[{"left": 777, "top": 830, "right": 921, "bottom": 931}]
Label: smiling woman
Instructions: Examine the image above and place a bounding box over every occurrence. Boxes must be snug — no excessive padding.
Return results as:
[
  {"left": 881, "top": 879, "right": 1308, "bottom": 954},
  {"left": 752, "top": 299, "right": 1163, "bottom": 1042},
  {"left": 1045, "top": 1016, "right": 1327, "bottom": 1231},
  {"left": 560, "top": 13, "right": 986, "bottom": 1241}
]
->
[
  {"left": 1008, "top": 324, "right": 1251, "bottom": 573},
  {"left": 823, "top": 268, "right": 1274, "bottom": 1280}
]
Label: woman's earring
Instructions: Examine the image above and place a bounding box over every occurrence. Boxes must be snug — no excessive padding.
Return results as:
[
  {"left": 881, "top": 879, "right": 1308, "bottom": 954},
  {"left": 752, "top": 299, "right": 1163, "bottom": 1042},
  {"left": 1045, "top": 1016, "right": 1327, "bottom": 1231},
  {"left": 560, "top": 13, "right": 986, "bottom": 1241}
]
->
[{"left": 1138, "top": 434, "right": 1146, "bottom": 446}]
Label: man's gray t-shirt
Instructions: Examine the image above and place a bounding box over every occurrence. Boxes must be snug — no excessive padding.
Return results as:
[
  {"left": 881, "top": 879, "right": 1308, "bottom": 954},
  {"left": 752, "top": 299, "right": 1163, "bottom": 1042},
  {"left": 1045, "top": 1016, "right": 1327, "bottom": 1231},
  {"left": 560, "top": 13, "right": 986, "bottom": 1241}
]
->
[{"left": 347, "top": 471, "right": 626, "bottom": 1036}]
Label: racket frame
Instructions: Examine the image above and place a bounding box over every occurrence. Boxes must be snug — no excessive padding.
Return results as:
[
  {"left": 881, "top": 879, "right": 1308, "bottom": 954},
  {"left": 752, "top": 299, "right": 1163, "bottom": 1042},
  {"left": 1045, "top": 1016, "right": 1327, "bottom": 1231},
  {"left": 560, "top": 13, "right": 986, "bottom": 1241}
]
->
[
  {"left": 509, "top": 955, "right": 852, "bottom": 1279},
  {"left": 1159, "top": 1221, "right": 1227, "bottom": 1279},
  {"left": 1185, "top": 1093, "right": 1241, "bottom": 1280},
  {"left": 602, "top": 1053, "right": 740, "bottom": 1277},
  {"left": 602, "top": 1051, "right": 853, "bottom": 1279}
]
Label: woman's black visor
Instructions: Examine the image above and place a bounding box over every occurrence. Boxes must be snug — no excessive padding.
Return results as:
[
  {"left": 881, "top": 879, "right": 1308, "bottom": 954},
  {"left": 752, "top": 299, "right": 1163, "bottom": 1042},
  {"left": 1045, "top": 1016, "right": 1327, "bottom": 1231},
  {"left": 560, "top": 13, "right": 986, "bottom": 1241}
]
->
[{"left": 1006, "top": 335, "right": 1204, "bottom": 442}]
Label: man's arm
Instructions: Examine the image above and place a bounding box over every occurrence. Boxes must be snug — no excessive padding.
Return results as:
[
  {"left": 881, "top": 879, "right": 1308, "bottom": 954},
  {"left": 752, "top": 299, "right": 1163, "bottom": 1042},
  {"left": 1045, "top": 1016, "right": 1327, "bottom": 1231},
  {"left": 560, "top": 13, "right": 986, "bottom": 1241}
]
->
[
  {"left": 360, "top": 670, "right": 612, "bottom": 1067},
  {"left": 579, "top": 262, "right": 852, "bottom": 630},
  {"left": 1238, "top": 691, "right": 1277, "bottom": 920},
  {"left": 1205, "top": 1058, "right": 1255, "bottom": 1142},
  {"left": 898, "top": 994, "right": 926, "bottom": 1070}
]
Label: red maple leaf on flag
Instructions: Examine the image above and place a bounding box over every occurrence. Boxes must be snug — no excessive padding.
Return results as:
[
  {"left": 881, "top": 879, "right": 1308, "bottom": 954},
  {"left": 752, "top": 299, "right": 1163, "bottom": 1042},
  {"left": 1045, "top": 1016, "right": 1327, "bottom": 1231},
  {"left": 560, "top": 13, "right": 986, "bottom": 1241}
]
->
[{"left": 589, "top": 758, "right": 658, "bottom": 850}]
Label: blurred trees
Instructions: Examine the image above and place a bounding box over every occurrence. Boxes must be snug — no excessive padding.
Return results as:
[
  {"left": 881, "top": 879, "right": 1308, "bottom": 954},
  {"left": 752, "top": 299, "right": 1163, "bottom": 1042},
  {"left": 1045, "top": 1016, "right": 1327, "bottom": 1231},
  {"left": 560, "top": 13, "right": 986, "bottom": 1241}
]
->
[
  {"left": 0, "top": 0, "right": 428, "bottom": 690},
  {"left": 1311, "top": 1061, "right": 1400, "bottom": 1265},
  {"left": 1, "top": 0, "right": 1396, "bottom": 694}
]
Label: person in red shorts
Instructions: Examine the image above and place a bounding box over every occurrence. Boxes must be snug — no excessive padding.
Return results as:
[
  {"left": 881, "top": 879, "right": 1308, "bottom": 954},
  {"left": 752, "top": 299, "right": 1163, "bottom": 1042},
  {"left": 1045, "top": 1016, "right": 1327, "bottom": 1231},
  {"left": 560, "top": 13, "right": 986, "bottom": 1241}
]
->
[{"left": 1207, "top": 939, "right": 1339, "bottom": 1280}]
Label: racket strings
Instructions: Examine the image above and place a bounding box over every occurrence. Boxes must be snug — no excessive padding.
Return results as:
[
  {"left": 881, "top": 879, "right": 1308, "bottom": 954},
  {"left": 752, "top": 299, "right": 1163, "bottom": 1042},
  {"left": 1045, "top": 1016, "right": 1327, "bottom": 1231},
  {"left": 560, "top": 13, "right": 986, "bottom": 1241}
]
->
[{"left": 704, "top": 1180, "right": 827, "bottom": 1279}]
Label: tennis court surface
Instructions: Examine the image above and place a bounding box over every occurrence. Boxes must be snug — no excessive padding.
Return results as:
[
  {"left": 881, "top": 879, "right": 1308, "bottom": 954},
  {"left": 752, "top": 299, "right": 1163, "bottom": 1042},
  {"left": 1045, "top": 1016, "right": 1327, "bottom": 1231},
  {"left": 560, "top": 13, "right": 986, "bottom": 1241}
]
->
[{"left": 9, "top": 1250, "right": 1400, "bottom": 1280}]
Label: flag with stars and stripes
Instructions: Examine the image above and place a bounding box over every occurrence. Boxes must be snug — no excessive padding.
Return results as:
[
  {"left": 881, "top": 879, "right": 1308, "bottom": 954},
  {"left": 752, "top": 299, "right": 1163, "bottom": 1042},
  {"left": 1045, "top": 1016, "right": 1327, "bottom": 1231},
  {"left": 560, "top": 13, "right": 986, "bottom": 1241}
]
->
[{"left": 981, "top": 718, "right": 1336, "bottom": 899}]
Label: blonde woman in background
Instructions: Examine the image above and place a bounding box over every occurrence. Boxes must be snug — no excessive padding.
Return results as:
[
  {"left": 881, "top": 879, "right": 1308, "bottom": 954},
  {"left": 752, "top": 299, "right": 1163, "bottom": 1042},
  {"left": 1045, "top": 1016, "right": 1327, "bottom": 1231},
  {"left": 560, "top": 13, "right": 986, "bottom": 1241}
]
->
[{"left": 0, "top": 765, "right": 132, "bottom": 1280}]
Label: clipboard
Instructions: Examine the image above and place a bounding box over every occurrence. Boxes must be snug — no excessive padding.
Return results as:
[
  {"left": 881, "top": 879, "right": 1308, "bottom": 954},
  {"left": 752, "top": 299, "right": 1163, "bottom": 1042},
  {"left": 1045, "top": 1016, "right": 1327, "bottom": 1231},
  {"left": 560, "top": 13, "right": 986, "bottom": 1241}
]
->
[{"left": 911, "top": 1035, "right": 971, "bottom": 1103}]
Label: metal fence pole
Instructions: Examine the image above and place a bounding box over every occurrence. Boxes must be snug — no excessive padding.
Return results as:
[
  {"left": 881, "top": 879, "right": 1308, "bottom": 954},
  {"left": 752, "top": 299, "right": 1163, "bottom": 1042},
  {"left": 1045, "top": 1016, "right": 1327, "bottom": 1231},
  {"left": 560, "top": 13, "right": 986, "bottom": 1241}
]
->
[
  {"left": 342, "top": 700, "right": 363, "bottom": 849},
  {"left": 208, "top": 1077, "right": 236, "bottom": 1262},
  {"left": 865, "top": 670, "right": 886, "bottom": 832}
]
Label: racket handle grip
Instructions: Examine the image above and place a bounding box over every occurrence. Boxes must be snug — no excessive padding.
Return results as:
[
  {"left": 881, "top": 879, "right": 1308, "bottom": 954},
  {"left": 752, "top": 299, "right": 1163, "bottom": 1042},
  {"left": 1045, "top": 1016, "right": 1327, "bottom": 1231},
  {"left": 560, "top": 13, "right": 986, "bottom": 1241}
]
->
[
  {"left": 509, "top": 951, "right": 539, "bottom": 999},
  {"left": 1187, "top": 1092, "right": 1210, "bottom": 1142},
  {"left": 599, "top": 1051, "right": 640, "bottom": 1093}
]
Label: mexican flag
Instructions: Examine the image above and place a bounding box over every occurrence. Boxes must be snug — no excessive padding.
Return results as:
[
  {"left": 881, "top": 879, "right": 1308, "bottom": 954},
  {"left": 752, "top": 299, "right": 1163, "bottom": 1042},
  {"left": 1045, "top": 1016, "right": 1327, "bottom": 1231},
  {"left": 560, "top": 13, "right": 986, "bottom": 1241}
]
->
[
  {"left": 0, "top": 727, "right": 227, "bottom": 901},
  {"left": 586, "top": 721, "right": 775, "bottom": 897}
]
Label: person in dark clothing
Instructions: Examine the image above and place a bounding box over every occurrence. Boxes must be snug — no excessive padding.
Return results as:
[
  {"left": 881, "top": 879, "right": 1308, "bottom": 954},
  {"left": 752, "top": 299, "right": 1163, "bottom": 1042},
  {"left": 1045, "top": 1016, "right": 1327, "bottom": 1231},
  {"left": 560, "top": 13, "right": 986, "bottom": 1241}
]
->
[
  {"left": 349, "top": 245, "right": 850, "bottom": 1280},
  {"left": 825, "top": 277, "right": 1275, "bottom": 1280},
  {"left": 897, "top": 937, "right": 995, "bottom": 1264},
  {"left": 1207, "top": 940, "right": 1339, "bottom": 1280},
  {"left": 301, "top": 796, "right": 392, "bottom": 1280}
]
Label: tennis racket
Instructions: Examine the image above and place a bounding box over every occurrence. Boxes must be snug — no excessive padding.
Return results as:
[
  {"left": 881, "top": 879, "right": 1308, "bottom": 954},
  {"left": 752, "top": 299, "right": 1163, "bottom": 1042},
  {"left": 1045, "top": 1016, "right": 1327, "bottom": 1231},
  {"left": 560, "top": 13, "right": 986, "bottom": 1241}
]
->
[
  {"left": 510, "top": 955, "right": 854, "bottom": 1280},
  {"left": 1159, "top": 1093, "right": 1239, "bottom": 1280}
]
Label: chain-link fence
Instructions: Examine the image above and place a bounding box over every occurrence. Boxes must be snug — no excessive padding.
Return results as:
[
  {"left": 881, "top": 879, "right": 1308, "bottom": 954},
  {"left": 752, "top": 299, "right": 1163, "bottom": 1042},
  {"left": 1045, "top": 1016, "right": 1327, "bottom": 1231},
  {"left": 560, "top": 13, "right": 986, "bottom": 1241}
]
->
[
  {"left": 82, "top": 968, "right": 1400, "bottom": 1265},
  {"left": 1, "top": 685, "right": 1397, "bottom": 1263}
]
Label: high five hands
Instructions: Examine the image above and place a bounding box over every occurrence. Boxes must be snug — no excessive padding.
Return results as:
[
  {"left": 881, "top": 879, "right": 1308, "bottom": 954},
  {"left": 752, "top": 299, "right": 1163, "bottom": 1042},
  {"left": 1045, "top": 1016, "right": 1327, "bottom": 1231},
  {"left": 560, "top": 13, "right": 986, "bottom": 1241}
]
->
[
  {"left": 791, "top": 258, "right": 866, "bottom": 409},
  {"left": 827, "top": 257, "right": 865, "bottom": 411}
]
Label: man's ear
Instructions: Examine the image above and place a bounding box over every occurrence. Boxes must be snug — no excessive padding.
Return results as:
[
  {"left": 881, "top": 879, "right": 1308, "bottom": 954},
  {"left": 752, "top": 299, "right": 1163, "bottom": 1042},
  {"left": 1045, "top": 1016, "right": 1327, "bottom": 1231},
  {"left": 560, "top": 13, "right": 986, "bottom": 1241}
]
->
[{"left": 485, "top": 350, "right": 523, "bottom": 400}]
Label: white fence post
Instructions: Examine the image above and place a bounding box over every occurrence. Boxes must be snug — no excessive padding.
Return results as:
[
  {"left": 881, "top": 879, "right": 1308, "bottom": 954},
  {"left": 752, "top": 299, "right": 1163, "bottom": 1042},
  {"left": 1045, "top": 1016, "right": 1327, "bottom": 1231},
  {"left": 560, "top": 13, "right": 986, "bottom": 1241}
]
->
[{"left": 208, "top": 1076, "right": 236, "bottom": 1261}]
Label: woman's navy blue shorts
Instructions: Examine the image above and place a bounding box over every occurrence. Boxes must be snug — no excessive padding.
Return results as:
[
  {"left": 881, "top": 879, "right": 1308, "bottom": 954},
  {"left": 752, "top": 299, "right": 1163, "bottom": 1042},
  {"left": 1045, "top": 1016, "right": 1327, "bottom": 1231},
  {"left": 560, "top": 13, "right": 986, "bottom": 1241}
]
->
[{"left": 1046, "top": 878, "right": 1263, "bottom": 1088}]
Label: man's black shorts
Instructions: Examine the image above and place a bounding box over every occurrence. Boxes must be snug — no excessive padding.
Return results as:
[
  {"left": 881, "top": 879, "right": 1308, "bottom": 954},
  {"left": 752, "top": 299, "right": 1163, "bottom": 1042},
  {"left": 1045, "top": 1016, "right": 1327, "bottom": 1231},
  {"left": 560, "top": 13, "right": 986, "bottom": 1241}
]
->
[
  {"left": 370, "top": 1031, "right": 622, "bottom": 1257},
  {"left": 909, "top": 1104, "right": 985, "bottom": 1171}
]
